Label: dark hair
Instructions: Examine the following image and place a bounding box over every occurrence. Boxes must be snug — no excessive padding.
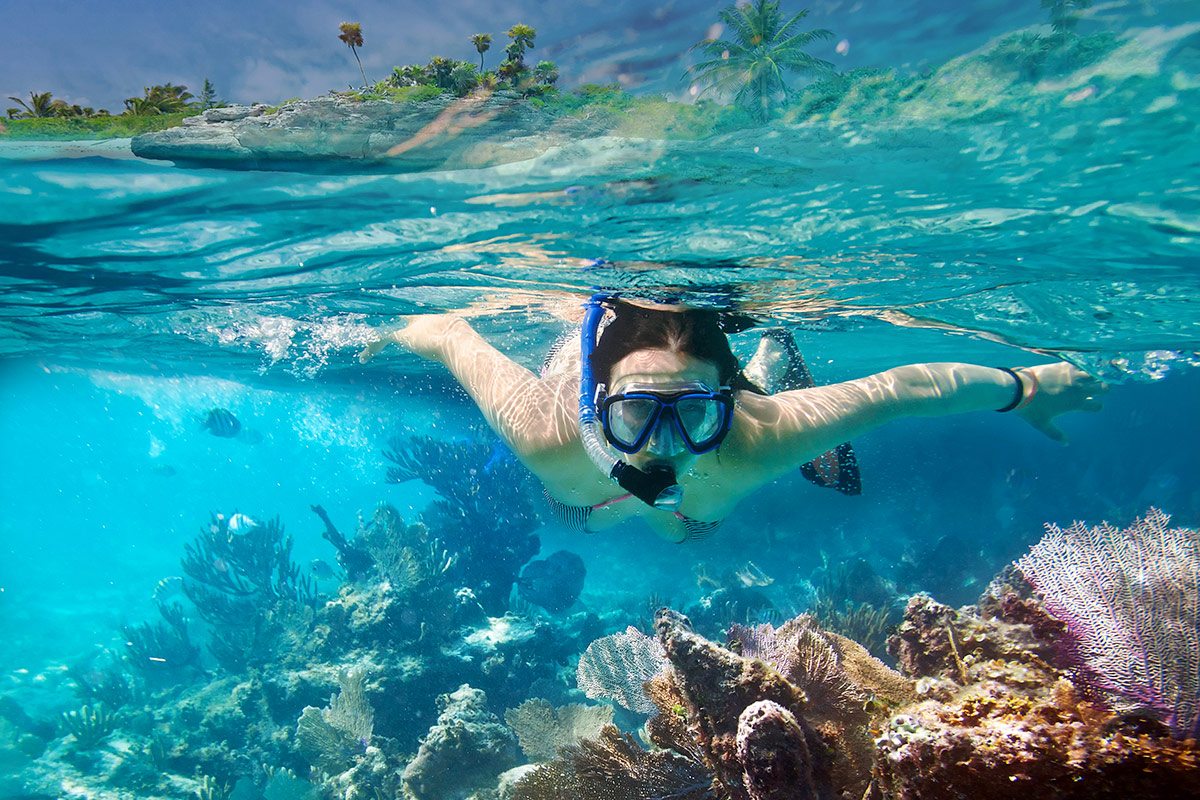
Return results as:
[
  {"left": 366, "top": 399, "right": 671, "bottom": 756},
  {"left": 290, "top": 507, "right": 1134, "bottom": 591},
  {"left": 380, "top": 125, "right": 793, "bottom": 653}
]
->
[{"left": 590, "top": 301, "right": 757, "bottom": 391}]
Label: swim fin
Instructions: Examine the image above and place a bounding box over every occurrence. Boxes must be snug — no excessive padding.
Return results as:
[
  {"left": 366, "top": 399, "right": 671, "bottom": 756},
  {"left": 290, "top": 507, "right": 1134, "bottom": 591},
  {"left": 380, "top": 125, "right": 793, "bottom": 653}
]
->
[{"left": 742, "top": 328, "right": 862, "bottom": 496}]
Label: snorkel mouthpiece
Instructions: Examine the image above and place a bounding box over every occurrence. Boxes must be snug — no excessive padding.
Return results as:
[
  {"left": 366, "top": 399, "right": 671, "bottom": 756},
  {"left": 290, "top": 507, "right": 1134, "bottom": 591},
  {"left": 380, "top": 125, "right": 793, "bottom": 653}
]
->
[
  {"left": 579, "top": 292, "right": 685, "bottom": 510},
  {"left": 612, "top": 462, "right": 683, "bottom": 511}
]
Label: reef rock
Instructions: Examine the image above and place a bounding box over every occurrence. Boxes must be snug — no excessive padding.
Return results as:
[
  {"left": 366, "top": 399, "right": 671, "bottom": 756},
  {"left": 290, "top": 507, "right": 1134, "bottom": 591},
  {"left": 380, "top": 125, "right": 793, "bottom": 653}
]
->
[
  {"left": 736, "top": 700, "right": 818, "bottom": 800},
  {"left": 654, "top": 609, "right": 833, "bottom": 800},
  {"left": 131, "top": 93, "right": 608, "bottom": 171},
  {"left": 876, "top": 592, "right": 1200, "bottom": 798},
  {"left": 401, "top": 684, "right": 519, "bottom": 800}
]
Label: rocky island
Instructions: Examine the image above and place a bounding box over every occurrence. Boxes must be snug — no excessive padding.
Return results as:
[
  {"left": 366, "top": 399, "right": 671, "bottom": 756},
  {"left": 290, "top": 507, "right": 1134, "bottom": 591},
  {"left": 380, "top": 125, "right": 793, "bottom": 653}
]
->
[{"left": 129, "top": 92, "right": 619, "bottom": 172}]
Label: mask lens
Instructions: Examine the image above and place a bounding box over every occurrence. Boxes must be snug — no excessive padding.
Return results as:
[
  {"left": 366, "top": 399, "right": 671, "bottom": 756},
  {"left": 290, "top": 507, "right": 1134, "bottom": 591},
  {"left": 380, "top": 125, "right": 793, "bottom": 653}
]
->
[
  {"left": 677, "top": 397, "right": 727, "bottom": 449},
  {"left": 607, "top": 397, "right": 659, "bottom": 449}
]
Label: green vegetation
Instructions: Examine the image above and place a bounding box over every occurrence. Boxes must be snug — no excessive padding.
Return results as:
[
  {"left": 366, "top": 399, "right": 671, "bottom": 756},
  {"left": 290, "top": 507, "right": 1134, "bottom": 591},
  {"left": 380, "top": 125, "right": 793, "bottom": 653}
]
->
[
  {"left": 1043, "top": 0, "right": 1092, "bottom": 34},
  {"left": 687, "top": 0, "right": 835, "bottom": 121},
  {"left": 4, "top": 79, "right": 223, "bottom": 139},
  {"left": 2, "top": 113, "right": 189, "bottom": 139},
  {"left": 987, "top": 29, "right": 1119, "bottom": 81},
  {"left": 347, "top": 23, "right": 558, "bottom": 102}
]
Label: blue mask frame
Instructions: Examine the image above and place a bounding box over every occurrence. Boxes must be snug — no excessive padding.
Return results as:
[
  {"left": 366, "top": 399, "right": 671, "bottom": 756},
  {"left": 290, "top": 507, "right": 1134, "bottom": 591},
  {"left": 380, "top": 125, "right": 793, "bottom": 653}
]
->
[{"left": 598, "top": 384, "right": 734, "bottom": 455}]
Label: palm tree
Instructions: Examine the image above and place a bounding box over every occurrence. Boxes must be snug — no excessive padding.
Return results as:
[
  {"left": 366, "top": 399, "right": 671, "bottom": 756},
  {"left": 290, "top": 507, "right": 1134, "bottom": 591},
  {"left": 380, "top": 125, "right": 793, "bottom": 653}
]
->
[
  {"left": 534, "top": 61, "right": 559, "bottom": 88},
  {"left": 121, "top": 84, "right": 194, "bottom": 115},
  {"left": 7, "top": 91, "right": 58, "bottom": 118},
  {"left": 123, "top": 96, "right": 162, "bottom": 116},
  {"left": 426, "top": 56, "right": 456, "bottom": 90},
  {"left": 507, "top": 24, "right": 536, "bottom": 54},
  {"left": 687, "top": 1, "right": 834, "bottom": 121},
  {"left": 449, "top": 62, "right": 480, "bottom": 96},
  {"left": 471, "top": 33, "right": 492, "bottom": 72},
  {"left": 505, "top": 24, "right": 536, "bottom": 71},
  {"left": 338, "top": 21, "right": 368, "bottom": 86}
]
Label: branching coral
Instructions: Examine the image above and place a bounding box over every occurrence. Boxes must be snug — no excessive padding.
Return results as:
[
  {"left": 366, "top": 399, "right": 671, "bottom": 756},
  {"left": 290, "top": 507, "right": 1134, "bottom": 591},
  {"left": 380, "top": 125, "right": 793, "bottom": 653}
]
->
[
  {"left": 384, "top": 434, "right": 540, "bottom": 614},
  {"left": 60, "top": 703, "right": 118, "bottom": 750},
  {"left": 182, "top": 514, "right": 317, "bottom": 672},
  {"left": 121, "top": 600, "right": 201, "bottom": 681},
  {"left": 510, "top": 724, "right": 716, "bottom": 800},
  {"left": 1015, "top": 508, "right": 1200, "bottom": 739}
]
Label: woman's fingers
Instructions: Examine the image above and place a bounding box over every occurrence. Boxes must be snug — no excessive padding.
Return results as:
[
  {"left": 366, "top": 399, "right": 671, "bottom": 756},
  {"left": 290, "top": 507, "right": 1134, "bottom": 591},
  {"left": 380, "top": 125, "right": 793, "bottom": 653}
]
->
[
  {"left": 1034, "top": 419, "right": 1068, "bottom": 444},
  {"left": 358, "top": 338, "right": 390, "bottom": 363}
]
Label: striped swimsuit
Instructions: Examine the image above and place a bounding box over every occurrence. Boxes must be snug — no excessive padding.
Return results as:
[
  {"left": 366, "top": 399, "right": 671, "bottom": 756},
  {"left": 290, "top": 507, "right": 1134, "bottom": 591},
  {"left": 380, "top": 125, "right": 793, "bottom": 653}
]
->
[{"left": 544, "top": 489, "right": 722, "bottom": 541}]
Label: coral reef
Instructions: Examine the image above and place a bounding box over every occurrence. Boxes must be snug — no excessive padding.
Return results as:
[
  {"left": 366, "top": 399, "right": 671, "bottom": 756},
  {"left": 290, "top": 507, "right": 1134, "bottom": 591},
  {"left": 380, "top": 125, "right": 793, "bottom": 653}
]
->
[
  {"left": 575, "top": 625, "right": 667, "bottom": 715},
  {"left": 401, "top": 684, "right": 519, "bottom": 800},
  {"left": 11, "top": 483, "right": 1200, "bottom": 800},
  {"left": 60, "top": 703, "right": 119, "bottom": 750},
  {"left": 295, "top": 668, "right": 374, "bottom": 773},
  {"left": 507, "top": 724, "right": 715, "bottom": 800},
  {"left": 875, "top": 574, "right": 1200, "bottom": 799},
  {"left": 517, "top": 609, "right": 912, "bottom": 800}
]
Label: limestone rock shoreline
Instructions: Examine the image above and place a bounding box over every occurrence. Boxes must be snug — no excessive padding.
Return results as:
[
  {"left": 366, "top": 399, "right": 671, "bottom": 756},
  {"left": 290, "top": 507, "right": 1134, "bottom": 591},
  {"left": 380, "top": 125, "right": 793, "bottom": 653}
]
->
[{"left": 130, "top": 92, "right": 608, "bottom": 171}]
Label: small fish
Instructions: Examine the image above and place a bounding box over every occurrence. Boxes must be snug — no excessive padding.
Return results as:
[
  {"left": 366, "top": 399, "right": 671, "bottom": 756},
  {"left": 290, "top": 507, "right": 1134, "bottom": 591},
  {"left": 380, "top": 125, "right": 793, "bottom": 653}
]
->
[
  {"left": 734, "top": 560, "right": 774, "bottom": 588},
  {"left": 516, "top": 550, "right": 586, "bottom": 614},
  {"left": 201, "top": 408, "right": 241, "bottom": 438},
  {"left": 153, "top": 576, "right": 184, "bottom": 602},
  {"left": 227, "top": 513, "right": 258, "bottom": 533},
  {"left": 309, "top": 559, "right": 336, "bottom": 580}
]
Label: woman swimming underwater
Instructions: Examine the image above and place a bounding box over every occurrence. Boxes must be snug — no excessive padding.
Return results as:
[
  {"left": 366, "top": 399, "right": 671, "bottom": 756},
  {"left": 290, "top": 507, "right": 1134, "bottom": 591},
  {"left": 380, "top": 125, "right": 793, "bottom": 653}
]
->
[{"left": 361, "top": 296, "right": 1106, "bottom": 543}]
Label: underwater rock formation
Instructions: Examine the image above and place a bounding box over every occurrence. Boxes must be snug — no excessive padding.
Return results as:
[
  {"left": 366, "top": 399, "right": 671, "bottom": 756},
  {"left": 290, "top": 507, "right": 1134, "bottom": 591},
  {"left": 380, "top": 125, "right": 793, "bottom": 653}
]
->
[
  {"left": 516, "top": 550, "right": 586, "bottom": 614},
  {"left": 736, "top": 700, "right": 817, "bottom": 800},
  {"left": 517, "top": 609, "right": 912, "bottom": 800},
  {"left": 654, "top": 609, "right": 832, "bottom": 799},
  {"left": 402, "top": 684, "right": 519, "bottom": 800},
  {"left": 875, "top": 578, "right": 1200, "bottom": 798}
]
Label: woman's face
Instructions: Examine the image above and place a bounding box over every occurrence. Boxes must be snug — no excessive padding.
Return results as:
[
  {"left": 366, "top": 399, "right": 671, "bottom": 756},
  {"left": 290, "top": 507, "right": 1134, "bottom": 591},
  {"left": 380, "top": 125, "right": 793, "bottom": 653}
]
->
[{"left": 607, "top": 348, "right": 722, "bottom": 473}]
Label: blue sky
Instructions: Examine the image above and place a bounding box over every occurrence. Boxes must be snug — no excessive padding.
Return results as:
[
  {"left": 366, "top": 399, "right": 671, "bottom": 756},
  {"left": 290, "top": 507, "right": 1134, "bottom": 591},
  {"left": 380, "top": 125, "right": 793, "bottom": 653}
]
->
[{"left": 0, "top": 1, "right": 1181, "bottom": 113}]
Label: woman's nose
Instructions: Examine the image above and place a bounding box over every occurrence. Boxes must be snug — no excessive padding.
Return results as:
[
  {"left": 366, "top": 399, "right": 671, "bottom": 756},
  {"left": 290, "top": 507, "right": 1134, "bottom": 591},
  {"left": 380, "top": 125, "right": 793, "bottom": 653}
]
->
[{"left": 645, "top": 417, "right": 683, "bottom": 456}]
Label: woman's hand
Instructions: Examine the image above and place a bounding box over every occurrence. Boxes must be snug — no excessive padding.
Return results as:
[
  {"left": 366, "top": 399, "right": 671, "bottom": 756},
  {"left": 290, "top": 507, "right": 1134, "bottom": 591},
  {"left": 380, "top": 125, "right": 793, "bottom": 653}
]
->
[
  {"left": 1015, "top": 362, "right": 1107, "bottom": 443},
  {"left": 358, "top": 314, "right": 466, "bottom": 363}
]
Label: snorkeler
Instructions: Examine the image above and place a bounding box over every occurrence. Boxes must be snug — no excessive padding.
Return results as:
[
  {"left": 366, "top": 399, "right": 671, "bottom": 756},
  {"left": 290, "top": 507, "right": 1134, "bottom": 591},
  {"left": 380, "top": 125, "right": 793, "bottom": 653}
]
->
[{"left": 360, "top": 297, "right": 1106, "bottom": 543}]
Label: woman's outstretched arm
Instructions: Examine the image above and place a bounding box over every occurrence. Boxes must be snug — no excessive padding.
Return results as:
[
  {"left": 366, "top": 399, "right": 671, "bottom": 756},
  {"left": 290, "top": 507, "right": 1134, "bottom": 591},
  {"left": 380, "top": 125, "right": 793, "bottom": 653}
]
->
[
  {"left": 732, "top": 362, "right": 1106, "bottom": 482},
  {"left": 360, "top": 315, "right": 578, "bottom": 462}
]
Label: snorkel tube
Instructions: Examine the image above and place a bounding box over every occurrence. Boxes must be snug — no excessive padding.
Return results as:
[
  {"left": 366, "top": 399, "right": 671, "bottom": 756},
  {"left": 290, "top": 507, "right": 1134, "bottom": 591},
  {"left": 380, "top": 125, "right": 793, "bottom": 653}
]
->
[{"left": 579, "top": 294, "right": 684, "bottom": 510}]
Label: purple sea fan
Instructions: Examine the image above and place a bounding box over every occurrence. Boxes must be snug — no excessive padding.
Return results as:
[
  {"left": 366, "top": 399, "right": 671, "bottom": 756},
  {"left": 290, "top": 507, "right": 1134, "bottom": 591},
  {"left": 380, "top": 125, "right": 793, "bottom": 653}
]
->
[{"left": 1015, "top": 508, "right": 1200, "bottom": 739}]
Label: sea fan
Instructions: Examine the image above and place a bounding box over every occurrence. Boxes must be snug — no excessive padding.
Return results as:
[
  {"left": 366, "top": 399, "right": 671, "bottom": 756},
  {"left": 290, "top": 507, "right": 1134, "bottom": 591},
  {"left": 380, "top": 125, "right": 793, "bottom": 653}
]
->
[
  {"left": 1016, "top": 508, "right": 1200, "bottom": 739},
  {"left": 576, "top": 627, "right": 668, "bottom": 715}
]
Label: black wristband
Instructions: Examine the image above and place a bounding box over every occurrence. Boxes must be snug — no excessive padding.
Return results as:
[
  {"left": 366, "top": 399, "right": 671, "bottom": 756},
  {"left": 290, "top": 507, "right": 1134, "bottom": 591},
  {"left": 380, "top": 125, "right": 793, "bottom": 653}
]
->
[{"left": 995, "top": 367, "right": 1025, "bottom": 413}]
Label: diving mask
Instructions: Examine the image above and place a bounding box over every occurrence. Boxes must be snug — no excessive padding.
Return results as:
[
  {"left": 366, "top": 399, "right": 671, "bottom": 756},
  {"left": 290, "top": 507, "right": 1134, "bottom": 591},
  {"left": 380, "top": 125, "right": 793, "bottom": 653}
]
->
[{"left": 598, "top": 381, "right": 734, "bottom": 456}]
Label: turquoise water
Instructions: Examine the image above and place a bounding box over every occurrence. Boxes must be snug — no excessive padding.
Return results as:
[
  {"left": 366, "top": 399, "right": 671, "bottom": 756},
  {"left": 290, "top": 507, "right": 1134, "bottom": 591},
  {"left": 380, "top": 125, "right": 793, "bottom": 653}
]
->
[{"left": 2, "top": 12, "right": 1199, "bottom": 799}]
